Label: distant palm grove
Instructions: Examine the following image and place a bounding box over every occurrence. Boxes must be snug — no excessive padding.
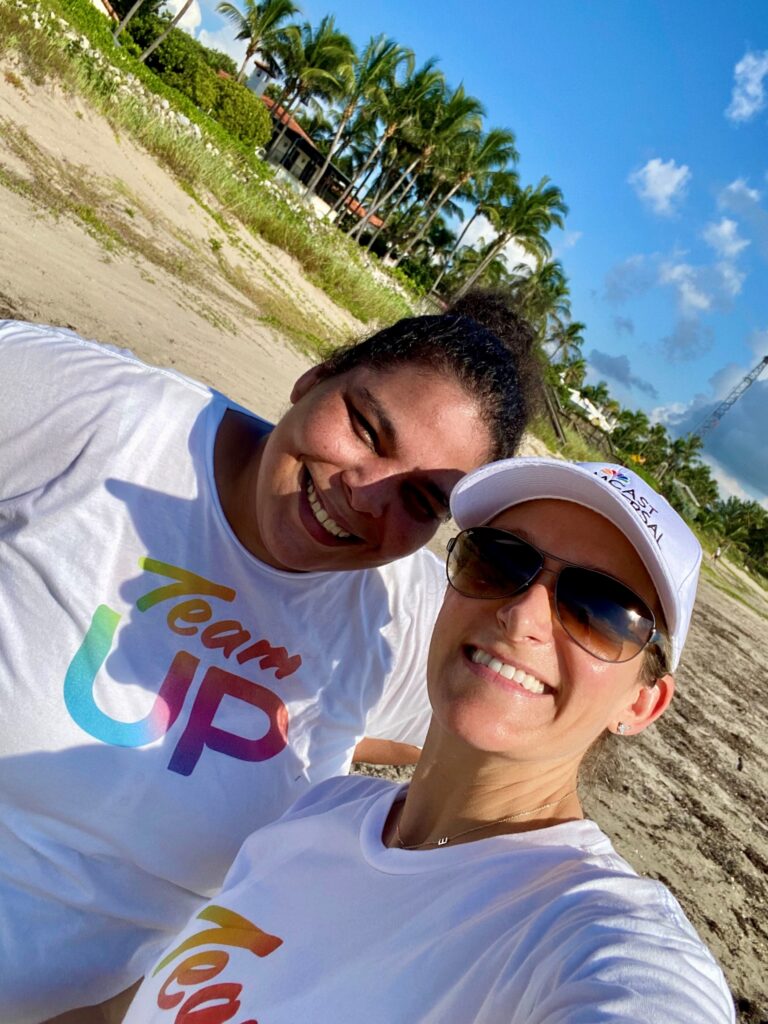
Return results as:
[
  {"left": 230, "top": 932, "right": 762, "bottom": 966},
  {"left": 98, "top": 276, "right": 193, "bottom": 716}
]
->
[{"left": 106, "top": 0, "right": 768, "bottom": 576}]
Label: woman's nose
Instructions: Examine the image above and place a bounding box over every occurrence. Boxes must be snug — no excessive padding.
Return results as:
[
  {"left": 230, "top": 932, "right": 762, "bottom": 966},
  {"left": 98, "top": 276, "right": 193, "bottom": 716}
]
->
[
  {"left": 341, "top": 462, "right": 391, "bottom": 518},
  {"left": 496, "top": 581, "right": 556, "bottom": 645}
]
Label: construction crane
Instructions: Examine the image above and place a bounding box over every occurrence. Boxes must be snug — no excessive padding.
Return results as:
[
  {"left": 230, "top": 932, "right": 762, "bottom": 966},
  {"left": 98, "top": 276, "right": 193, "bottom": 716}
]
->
[{"left": 693, "top": 355, "right": 768, "bottom": 440}]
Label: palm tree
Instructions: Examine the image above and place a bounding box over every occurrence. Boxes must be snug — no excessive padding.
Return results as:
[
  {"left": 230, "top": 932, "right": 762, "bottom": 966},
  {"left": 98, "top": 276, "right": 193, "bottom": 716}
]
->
[
  {"left": 303, "top": 35, "right": 409, "bottom": 198},
  {"left": 268, "top": 17, "right": 356, "bottom": 157},
  {"left": 138, "top": 0, "right": 195, "bottom": 62},
  {"left": 392, "top": 126, "right": 518, "bottom": 266},
  {"left": 548, "top": 320, "right": 585, "bottom": 363},
  {"left": 560, "top": 354, "right": 587, "bottom": 390},
  {"left": 453, "top": 178, "right": 568, "bottom": 299},
  {"left": 114, "top": 0, "right": 148, "bottom": 39},
  {"left": 329, "top": 59, "right": 443, "bottom": 222},
  {"left": 510, "top": 259, "right": 571, "bottom": 342},
  {"left": 427, "top": 167, "right": 519, "bottom": 297},
  {"left": 216, "top": 0, "right": 300, "bottom": 82},
  {"left": 349, "top": 82, "right": 484, "bottom": 240}
]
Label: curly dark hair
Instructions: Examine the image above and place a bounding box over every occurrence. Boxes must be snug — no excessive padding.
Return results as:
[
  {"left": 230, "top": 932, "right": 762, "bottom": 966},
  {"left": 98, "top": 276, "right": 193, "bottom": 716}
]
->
[{"left": 315, "top": 289, "right": 542, "bottom": 460}]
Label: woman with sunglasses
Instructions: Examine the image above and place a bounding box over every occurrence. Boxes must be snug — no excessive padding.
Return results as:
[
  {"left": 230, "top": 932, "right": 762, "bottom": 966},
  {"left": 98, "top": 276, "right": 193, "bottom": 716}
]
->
[{"left": 123, "top": 458, "right": 734, "bottom": 1024}]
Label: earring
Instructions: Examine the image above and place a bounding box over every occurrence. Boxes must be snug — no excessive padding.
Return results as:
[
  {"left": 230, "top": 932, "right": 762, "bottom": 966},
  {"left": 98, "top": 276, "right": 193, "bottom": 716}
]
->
[{"left": 616, "top": 722, "right": 629, "bottom": 735}]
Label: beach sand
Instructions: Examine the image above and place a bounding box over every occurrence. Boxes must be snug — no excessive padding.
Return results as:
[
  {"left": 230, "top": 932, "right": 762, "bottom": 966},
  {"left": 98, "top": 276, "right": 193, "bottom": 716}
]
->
[{"left": 1, "top": 70, "right": 766, "bottom": 1022}]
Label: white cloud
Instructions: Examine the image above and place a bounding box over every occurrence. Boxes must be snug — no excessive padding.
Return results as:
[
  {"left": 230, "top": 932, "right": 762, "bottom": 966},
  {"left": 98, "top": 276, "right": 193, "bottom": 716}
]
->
[
  {"left": 165, "top": 0, "right": 201, "bottom": 32},
  {"left": 461, "top": 215, "right": 539, "bottom": 273},
  {"left": 659, "top": 372, "right": 768, "bottom": 501},
  {"left": 719, "top": 177, "right": 768, "bottom": 264},
  {"left": 659, "top": 261, "right": 712, "bottom": 313},
  {"left": 725, "top": 49, "right": 768, "bottom": 122},
  {"left": 704, "top": 454, "right": 757, "bottom": 502},
  {"left": 702, "top": 217, "right": 749, "bottom": 259},
  {"left": 720, "top": 178, "right": 761, "bottom": 205},
  {"left": 552, "top": 230, "right": 582, "bottom": 258},
  {"left": 197, "top": 25, "right": 247, "bottom": 65},
  {"left": 628, "top": 157, "right": 691, "bottom": 216},
  {"left": 650, "top": 400, "right": 689, "bottom": 425},
  {"left": 717, "top": 261, "right": 746, "bottom": 297},
  {"left": 502, "top": 238, "right": 539, "bottom": 272}
]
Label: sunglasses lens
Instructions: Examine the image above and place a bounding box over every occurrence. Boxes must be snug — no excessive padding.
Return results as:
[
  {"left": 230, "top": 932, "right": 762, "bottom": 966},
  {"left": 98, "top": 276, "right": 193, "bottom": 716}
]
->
[
  {"left": 556, "top": 567, "right": 655, "bottom": 662},
  {"left": 448, "top": 528, "right": 542, "bottom": 599}
]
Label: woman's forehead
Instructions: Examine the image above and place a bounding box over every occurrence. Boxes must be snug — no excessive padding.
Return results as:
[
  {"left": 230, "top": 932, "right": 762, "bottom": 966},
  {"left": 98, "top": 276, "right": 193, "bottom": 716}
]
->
[{"left": 487, "top": 499, "right": 661, "bottom": 610}]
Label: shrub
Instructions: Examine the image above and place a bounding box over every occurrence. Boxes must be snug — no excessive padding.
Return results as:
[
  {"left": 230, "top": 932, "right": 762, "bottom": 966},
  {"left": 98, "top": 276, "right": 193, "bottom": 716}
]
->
[
  {"left": 198, "top": 46, "right": 237, "bottom": 78},
  {"left": 164, "top": 58, "right": 218, "bottom": 111},
  {"left": 213, "top": 77, "right": 272, "bottom": 149}
]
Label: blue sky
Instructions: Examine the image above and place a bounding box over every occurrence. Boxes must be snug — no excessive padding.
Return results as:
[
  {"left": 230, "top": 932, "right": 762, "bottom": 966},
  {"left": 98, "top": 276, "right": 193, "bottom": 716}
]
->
[{"left": 174, "top": 0, "right": 767, "bottom": 505}]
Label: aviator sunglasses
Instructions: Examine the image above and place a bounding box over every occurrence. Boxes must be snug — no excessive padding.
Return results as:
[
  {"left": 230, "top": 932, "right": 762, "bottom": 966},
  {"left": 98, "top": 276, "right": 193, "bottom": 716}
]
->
[{"left": 446, "top": 526, "right": 663, "bottom": 663}]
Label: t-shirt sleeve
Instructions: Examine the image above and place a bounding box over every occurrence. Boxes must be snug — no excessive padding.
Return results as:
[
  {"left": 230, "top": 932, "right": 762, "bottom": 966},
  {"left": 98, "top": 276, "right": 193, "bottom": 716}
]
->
[
  {"left": 362, "top": 548, "right": 445, "bottom": 747},
  {"left": 0, "top": 321, "right": 138, "bottom": 498},
  {"left": 516, "top": 887, "right": 735, "bottom": 1024}
]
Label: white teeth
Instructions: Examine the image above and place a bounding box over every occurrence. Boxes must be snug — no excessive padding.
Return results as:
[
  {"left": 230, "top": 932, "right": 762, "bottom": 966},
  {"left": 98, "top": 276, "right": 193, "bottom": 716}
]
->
[
  {"left": 470, "top": 649, "right": 546, "bottom": 694},
  {"left": 306, "top": 478, "right": 352, "bottom": 539}
]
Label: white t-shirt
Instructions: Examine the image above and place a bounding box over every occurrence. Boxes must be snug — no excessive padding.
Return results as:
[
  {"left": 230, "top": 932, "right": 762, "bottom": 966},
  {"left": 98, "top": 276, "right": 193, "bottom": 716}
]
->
[
  {"left": 0, "top": 322, "right": 439, "bottom": 1022},
  {"left": 125, "top": 776, "right": 735, "bottom": 1024}
]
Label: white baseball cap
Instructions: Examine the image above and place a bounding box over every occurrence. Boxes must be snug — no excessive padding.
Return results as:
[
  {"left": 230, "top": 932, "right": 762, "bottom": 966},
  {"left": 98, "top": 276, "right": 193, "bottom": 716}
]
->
[{"left": 450, "top": 458, "right": 702, "bottom": 670}]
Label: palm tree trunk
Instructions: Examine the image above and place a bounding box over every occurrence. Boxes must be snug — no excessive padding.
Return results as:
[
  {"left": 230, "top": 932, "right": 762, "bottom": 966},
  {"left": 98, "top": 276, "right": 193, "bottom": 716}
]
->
[
  {"left": 303, "top": 107, "right": 352, "bottom": 199},
  {"left": 453, "top": 234, "right": 508, "bottom": 299},
  {"left": 330, "top": 126, "right": 392, "bottom": 217},
  {"left": 114, "top": 0, "right": 145, "bottom": 38},
  {"left": 364, "top": 217, "right": 388, "bottom": 251},
  {"left": 351, "top": 153, "right": 421, "bottom": 240},
  {"left": 389, "top": 181, "right": 430, "bottom": 239},
  {"left": 391, "top": 178, "right": 448, "bottom": 266},
  {"left": 427, "top": 208, "right": 480, "bottom": 296},
  {"left": 138, "top": 0, "right": 194, "bottom": 61},
  {"left": 367, "top": 173, "right": 417, "bottom": 251},
  {"left": 348, "top": 173, "right": 389, "bottom": 238},
  {"left": 236, "top": 44, "right": 254, "bottom": 83},
  {"left": 396, "top": 177, "right": 463, "bottom": 265}
]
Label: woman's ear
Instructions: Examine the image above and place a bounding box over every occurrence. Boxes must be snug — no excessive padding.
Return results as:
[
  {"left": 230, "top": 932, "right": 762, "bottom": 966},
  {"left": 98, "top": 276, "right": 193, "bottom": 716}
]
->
[
  {"left": 617, "top": 675, "right": 675, "bottom": 736},
  {"left": 290, "top": 365, "right": 326, "bottom": 404}
]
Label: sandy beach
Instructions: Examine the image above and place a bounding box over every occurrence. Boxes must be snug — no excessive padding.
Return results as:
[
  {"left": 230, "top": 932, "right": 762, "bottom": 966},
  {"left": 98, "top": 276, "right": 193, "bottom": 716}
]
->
[{"left": 1, "top": 71, "right": 766, "bottom": 1022}]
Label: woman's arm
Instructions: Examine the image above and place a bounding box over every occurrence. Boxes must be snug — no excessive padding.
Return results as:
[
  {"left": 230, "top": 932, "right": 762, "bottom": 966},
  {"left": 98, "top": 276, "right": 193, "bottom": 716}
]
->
[{"left": 353, "top": 737, "right": 421, "bottom": 766}]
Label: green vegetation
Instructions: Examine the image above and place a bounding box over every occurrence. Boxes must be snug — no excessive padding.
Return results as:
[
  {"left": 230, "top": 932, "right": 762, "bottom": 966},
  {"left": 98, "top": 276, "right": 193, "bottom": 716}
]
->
[
  {"left": 211, "top": 75, "right": 272, "bottom": 146},
  {"left": 2, "top": 0, "right": 763, "bottom": 572},
  {"left": 1, "top": 0, "right": 411, "bottom": 326},
  {"left": 531, "top": 416, "right": 609, "bottom": 466}
]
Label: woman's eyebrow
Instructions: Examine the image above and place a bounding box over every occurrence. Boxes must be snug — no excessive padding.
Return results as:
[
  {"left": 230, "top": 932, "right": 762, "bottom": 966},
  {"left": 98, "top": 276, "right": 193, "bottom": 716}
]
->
[
  {"left": 359, "top": 386, "right": 396, "bottom": 446},
  {"left": 359, "top": 386, "right": 450, "bottom": 509}
]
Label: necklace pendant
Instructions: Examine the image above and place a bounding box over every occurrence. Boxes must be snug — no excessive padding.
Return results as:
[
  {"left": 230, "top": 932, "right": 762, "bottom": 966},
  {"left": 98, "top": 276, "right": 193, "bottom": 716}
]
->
[{"left": 437, "top": 836, "right": 449, "bottom": 846}]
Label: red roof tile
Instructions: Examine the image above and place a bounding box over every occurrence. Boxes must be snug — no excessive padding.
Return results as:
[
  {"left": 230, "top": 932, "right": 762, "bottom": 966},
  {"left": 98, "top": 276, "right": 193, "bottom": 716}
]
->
[{"left": 261, "top": 95, "right": 314, "bottom": 146}]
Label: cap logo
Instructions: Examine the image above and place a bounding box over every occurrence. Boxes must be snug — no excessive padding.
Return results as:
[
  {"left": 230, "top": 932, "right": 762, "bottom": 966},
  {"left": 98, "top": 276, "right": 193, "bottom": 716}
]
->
[
  {"left": 594, "top": 468, "right": 664, "bottom": 545},
  {"left": 598, "top": 467, "right": 630, "bottom": 485}
]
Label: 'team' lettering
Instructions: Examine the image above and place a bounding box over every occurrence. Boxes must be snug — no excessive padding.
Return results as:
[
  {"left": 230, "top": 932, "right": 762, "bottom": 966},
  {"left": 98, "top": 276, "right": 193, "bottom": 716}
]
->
[
  {"left": 152, "top": 905, "right": 282, "bottom": 1024},
  {"left": 140, "top": 559, "right": 301, "bottom": 679}
]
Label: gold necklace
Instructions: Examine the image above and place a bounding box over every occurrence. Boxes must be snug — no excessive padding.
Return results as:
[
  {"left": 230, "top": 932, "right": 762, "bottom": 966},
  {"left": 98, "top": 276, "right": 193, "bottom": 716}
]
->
[{"left": 395, "top": 788, "right": 578, "bottom": 850}]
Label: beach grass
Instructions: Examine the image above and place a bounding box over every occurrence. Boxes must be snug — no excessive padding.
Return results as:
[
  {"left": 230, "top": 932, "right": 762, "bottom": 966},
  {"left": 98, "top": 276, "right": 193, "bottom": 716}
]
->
[{"left": 0, "top": 0, "right": 415, "bottom": 330}]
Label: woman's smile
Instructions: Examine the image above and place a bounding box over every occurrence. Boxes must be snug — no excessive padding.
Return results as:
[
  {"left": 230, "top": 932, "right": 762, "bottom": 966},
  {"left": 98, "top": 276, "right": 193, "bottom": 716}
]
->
[
  {"left": 300, "top": 468, "right": 360, "bottom": 545},
  {"left": 466, "top": 646, "right": 552, "bottom": 696}
]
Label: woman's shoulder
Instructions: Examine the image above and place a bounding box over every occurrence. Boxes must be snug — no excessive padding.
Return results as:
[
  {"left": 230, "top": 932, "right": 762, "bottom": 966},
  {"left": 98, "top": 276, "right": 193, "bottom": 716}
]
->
[
  {"left": 279, "top": 774, "right": 398, "bottom": 822},
  {"left": 478, "top": 822, "right": 735, "bottom": 1021},
  {"left": 0, "top": 320, "right": 212, "bottom": 400}
]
